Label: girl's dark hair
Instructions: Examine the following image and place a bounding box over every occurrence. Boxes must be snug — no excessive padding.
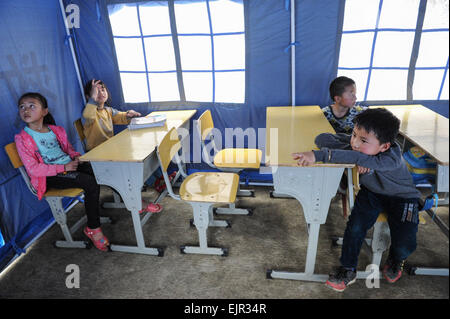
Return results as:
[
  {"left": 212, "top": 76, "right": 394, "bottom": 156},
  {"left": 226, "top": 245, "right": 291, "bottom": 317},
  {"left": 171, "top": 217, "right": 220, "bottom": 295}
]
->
[
  {"left": 354, "top": 108, "right": 400, "bottom": 145},
  {"left": 84, "top": 79, "right": 111, "bottom": 106},
  {"left": 18, "top": 92, "right": 56, "bottom": 125},
  {"left": 329, "top": 76, "right": 355, "bottom": 102}
]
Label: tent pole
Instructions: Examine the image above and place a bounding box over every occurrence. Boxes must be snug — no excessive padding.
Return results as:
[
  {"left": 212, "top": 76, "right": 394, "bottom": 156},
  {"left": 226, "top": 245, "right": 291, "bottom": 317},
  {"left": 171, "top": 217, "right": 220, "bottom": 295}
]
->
[
  {"left": 58, "top": 0, "right": 85, "bottom": 101},
  {"left": 291, "top": 0, "right": 295, "bottom": 106}
]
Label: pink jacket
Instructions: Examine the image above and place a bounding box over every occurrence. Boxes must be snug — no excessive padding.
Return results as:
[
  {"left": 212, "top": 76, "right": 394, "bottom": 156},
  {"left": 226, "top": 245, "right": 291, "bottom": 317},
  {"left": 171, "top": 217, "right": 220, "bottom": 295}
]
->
[{"left": 14, "top": 125, "right": 81, "bottom": 200}]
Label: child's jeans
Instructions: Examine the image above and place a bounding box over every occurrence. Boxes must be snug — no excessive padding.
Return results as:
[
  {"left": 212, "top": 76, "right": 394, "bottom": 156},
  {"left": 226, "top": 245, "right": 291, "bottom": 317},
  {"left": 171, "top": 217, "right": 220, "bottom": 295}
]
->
[
  {"left": 340, "top": 186, "right": 420, "bottom": 269},
  {"left": 46, "top": 162, "right": 101, "bottom": 229}
]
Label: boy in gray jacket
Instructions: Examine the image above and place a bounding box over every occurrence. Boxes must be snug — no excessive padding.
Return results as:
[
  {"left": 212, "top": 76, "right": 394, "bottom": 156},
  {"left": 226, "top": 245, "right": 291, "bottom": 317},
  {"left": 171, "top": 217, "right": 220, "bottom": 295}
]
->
[{"left": 292, "top": 108, "right": 421, "bottom": 292}]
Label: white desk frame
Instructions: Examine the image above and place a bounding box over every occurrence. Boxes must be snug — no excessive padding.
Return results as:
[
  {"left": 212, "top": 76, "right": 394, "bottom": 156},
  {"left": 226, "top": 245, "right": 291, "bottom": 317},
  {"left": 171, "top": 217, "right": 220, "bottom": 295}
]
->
[
  {"left": 80, "top": 111, "right": 195, "bottom": 255},
  {"left": 268, "top": 165, "right": 353, "bottom": 282},
  {"left": 265, "top": 106, "right": 353, "bottom": 282}
]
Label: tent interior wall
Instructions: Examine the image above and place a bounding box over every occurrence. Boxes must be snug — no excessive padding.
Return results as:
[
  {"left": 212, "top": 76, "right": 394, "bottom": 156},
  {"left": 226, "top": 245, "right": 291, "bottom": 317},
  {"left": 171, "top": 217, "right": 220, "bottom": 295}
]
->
[{"left": 0, "top": 0, "right": 448, "bottom": 271}]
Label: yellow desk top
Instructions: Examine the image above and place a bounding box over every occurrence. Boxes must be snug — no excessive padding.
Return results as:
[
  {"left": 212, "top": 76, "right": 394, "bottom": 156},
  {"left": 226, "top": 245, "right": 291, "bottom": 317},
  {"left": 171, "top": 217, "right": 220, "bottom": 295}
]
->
[
  {"left": 265, "top": 106, "right": 353, "bottom": 167},
  {"left": 80, "top": 110, "right": 196, "bottom": 163},
  {"left": 372, "top": 105, "right": 449, "bottom": 165}
]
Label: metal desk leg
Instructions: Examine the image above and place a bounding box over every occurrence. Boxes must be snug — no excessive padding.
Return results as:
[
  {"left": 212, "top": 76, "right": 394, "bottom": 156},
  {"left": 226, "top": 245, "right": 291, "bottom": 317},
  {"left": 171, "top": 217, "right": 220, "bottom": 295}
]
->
[
  {"left": 407, "top": 267, "right": 449, "bottom": 276},
  {"left": 268, "top": 223, "right": 328, "bottom": 282},
  {"left": 267, "top": 166, "right": 345, "bottom": 282},
  {"left": 102, "top": 190, "right": 126, "bottom": 209},
  {"left": 91, "top": 161, "right": 163, "bottom": 256}
]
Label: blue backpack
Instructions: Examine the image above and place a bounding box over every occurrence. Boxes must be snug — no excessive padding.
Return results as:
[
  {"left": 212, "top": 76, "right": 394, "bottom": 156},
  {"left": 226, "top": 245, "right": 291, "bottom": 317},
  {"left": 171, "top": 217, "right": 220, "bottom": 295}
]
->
[{"left": 403, "top": 146, "right": 437, "bottom": 185}]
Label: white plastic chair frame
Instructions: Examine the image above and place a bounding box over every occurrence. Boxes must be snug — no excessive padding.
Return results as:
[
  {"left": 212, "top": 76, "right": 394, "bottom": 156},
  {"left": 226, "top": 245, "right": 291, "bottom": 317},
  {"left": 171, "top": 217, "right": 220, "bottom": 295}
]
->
[
  {"left": 5, "top": 142, "right": 110, "bottom": 249},
  {"left": 196, "top": 110, "right": 261, "bottom": 216},
  {"left": 156, "top": 127, "right": 241, "bottom": 256}
]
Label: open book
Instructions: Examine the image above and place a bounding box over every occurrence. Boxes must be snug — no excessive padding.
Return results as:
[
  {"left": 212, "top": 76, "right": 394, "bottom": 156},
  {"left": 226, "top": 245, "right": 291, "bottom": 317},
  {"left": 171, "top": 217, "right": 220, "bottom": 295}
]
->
[{"left": 128, "top": 114, "right": 167, "bottom": 130}]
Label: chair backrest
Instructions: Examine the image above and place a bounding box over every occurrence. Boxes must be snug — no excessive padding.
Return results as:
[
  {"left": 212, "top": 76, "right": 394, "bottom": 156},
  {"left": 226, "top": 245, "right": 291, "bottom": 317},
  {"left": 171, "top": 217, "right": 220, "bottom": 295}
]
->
[
  {"left": 4, "top": 142, "right": 37, "bottom": 195},
  {"left": 157, "top": 127, "right": 182, "bottom": 173},
  {"left": 197, "top": 110, "right": 219, "bottom": 168},
  {"left": 197, "top": 110, "right": 215, "bottom": 142},
  {"left": 73, "top": 118, "right": 87, "bottom": 152},
  {"left": 156, "top": 127, "right": 184, "bottom": 200},
  {"left": 5, "top": 142, "right": 23, "bottom": 168},
  {"left": 351, "top": 166, "right": 361, "bottom": 196}
]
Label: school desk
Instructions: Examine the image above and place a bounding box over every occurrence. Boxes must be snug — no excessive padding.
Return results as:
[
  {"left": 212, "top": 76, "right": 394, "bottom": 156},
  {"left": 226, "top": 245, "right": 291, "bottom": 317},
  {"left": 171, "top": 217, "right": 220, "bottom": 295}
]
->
[
  {"left": 265, "top": 106, "right": 353, "bottom": 282},
  {"left": 372, "top": 104, "right": 448, "bottom": 194},
  {"left": 372, "top": 105, "right": 449, "bottom": 231},
  {"left": 372, "top": 104, "right": 448, "bottom": 277},
  {"left": 79, "top": 110, "right": 196, "bottom": 255}
]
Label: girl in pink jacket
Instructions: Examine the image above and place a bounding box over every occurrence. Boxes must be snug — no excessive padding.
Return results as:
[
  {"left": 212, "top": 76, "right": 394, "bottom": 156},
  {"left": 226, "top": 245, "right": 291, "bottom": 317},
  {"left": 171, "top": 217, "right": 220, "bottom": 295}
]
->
[{"left": 15, "top": 92, "right": 110, "bottom": 252}]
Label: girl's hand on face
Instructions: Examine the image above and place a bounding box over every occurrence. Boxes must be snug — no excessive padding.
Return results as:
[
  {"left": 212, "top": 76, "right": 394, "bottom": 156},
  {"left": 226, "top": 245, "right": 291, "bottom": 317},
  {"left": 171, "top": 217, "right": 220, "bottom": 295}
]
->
[
  {"left": 90, "top": 79, "right": 101, "bottom": 101},
  {"left": 64, "top": 160, "right": 79, "bottom": 172},
  {"left": 126, "top": 110, "right": 141, "bottom": 118}
]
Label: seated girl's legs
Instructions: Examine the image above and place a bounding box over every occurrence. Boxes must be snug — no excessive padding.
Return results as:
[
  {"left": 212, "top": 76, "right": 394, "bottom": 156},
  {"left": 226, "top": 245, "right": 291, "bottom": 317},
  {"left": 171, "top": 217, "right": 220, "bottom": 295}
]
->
[
  {"left": 144, "top": 167, "right": 162, "bottom": 187},
  {"left": 340, "top": 187, "right": 384, "bottom": 269},
  {"left": 386, "top": 198, "right": 419, "bottom": 262},
  {"left": 46, "top": 162, "right": 101, "bottom": 229}
]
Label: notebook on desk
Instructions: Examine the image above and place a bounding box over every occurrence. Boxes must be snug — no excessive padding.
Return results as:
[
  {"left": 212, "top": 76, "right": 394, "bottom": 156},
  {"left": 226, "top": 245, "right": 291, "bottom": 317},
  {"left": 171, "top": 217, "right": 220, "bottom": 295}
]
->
[{"left": 128, "top": 114, "right": 167, "bottom": 130}]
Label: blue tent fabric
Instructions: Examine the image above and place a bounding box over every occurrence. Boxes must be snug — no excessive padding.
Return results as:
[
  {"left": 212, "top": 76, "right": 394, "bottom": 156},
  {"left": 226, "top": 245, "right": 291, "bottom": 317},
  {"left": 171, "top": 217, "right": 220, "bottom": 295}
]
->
[
  {"left": 0, "top": 0, "right": 85, "bottom": 267},
  {"left": 0, "top": 0, "right": 448, "bottom": 270}
]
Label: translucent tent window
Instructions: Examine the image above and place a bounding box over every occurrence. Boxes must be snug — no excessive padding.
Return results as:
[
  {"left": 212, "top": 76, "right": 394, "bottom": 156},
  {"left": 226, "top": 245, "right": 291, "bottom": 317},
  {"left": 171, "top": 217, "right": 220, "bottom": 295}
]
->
[
  {"left": 108, "top": 0, "right": 245, "bottom": 104},
  {"left": 338, "top": 0, "right": 449, "bottom": 101},
  {"left": 175, "top": 0, "right": 245, "bottom": 103}
]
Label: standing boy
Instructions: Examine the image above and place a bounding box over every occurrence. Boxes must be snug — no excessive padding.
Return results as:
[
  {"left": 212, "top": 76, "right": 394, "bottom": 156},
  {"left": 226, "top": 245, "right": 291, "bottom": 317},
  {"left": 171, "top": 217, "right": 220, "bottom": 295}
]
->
[{"left": 292, "top": 108, "right": 421, "bottom": 292}]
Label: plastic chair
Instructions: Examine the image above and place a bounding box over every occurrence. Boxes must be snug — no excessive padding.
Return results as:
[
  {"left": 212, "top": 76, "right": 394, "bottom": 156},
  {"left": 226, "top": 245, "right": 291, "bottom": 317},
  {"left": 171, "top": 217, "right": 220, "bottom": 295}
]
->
[
  {"left": 196, "top": 110, "right": 262, "bottom": 215},
  {"left": 73, "top": 118, "right": 87, "bottom": 152},
  {"left": 156, "top": 127, "right": 240, "bottom": 256},
  {"left": 4, "top": 142, "right": 110, "bottom": 249}
]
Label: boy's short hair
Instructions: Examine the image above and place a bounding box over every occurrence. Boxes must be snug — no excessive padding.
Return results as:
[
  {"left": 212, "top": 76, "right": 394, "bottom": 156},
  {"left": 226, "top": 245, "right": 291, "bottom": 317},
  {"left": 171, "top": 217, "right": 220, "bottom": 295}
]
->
[
  {"left": 329, "top": 76, "right": 355, "bottom": 102},
  {"left": 354, "top": 108, "right": 400, "bottom": 145}
]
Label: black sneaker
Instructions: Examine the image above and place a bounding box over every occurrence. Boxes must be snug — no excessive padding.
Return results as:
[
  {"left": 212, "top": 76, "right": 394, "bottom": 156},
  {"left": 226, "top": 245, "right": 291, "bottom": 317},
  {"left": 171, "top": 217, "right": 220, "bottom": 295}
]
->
[
  {"left": 383, "top": 259, "right": 405, "bottom": 283},
  {"left": 325, "top": 266, "right": 357, "bottom": 292}
]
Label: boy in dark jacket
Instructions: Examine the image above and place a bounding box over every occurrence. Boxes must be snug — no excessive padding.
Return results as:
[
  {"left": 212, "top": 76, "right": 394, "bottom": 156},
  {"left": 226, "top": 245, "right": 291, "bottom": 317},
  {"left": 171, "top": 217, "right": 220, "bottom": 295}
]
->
[{"left": 292, "top": 108, "right": 421, "bottom": 292}]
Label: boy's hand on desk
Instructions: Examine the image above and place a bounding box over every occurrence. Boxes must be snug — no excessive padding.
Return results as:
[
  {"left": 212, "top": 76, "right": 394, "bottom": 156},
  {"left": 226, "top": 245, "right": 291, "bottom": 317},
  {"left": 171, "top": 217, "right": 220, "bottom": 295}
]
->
[
  {"left": 357, "top": 165, "right": 370, "bottom": 174},
  {"left": 292, "top": 151, "right": 316, "bottom": 166},
  {"left": 126, "top": 110, "right": 141, "bottom": 118}
]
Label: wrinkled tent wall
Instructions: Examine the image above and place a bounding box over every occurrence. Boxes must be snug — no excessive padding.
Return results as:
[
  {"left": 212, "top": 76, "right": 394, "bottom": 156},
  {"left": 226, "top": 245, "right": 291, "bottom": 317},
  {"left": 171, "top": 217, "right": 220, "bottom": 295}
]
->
[
  {"left": 0, "top": 0, "right": 85, "bottom": 269},
  {"left": 72, "top": 0, "right": 347, "bottom": 161},
  {"left": 0, "top": 0, "right": 448, "bottom": 271}
]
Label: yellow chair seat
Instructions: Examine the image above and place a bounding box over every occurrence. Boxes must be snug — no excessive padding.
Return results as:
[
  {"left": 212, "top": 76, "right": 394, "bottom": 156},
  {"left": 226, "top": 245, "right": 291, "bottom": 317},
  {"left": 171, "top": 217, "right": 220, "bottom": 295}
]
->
[
  {"left": 179, "top": 172, "right": 239, "bottom": 203},
  {"left": 377, "top": 211, "right": 388, "bottom": 223},
  {"left": 45, "top": 188, "right": 84, "bottom": 198},
  {"left": 213, "top": 148, "right": 262, "bottom": 169},
  {"left": 376, "top": 211, "right": 426, "bottom": 224}
]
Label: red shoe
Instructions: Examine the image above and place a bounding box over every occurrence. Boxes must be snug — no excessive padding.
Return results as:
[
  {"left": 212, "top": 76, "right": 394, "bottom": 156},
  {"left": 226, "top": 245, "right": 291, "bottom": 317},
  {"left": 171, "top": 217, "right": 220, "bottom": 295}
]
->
[
  {"left": 83, "top": 226, "right": 110, "bottom": 252},
  {"left": 139, "top": 202, "right": 163, "bottom": 214},
  {"left": 154, "top": 176, "right": 165, "bottom": 193},
  {"left": 383, "top": 259, "right": 405, "bottom": 283},
  {"left": 154, "top": 171, "right": 177, "bottom": 193}
]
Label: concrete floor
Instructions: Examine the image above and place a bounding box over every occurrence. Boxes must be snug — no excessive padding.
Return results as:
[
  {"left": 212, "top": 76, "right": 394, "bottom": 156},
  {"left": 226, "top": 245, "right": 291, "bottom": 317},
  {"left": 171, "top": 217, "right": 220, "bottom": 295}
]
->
[{"left": 0, "top": 186, "right": 448, "bottom": 299}]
